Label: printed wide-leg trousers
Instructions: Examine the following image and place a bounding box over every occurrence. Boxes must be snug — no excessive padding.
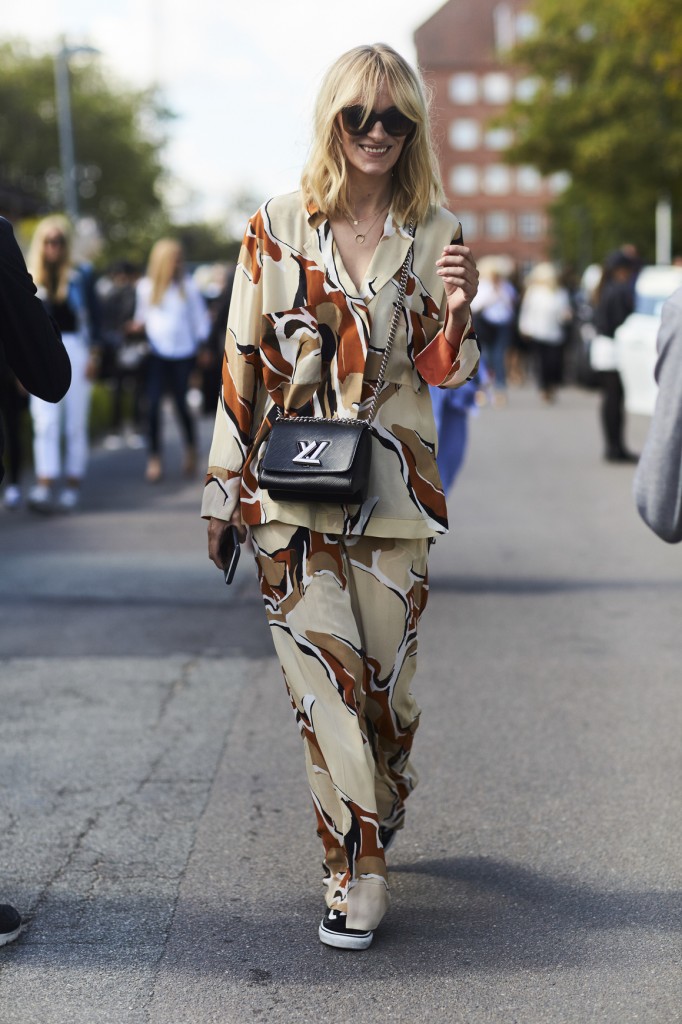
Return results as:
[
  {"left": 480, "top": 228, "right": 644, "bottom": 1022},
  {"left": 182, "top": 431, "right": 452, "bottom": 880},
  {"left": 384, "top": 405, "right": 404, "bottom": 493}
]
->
[{"left": 251, "top": 522, "right": 430, "bottom": 931}]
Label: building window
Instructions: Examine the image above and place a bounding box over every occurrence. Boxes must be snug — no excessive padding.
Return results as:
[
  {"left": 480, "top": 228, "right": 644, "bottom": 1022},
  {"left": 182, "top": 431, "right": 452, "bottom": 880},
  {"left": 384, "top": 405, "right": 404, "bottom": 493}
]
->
[
  {"left": 549, "top": 171, "right": 571, "bottom": 194},
  {"left": 448, "top": 73, "right": 478, "bottom": 105},
  {"left": 449, "top": 119, "right": 480, "bottom": 150},
  {"left": 483, "top": 164, "right": 512, "bottom": 194},
  {"left": 494, "top": 3, "right": 515, "bottom": 52},
  {"left": 450, "top": 165, "right": 478, "bottom": 195},
  {"left": 516, "top": 77, "right": 539, "bottom": 102},
  {"left": 516, "top": 12, "right": 539, "bottom": 40},
  {"left": 518, "top": 212, "right": 544, "bottom": 239},
  {"left": 486, "top": 212, "right": 512, "bottom": 240},
  {"left": 457, "top": 212, "right": 478, "bottom": 241},
  {"left": 517, "top": 166, "right": 542, "bottom": 193},
  {"left": 485, "top": 127, "right": 513, "bottom": 150},
  {"left": 482, "top": 72, "right": 512, "bottom": 104}
]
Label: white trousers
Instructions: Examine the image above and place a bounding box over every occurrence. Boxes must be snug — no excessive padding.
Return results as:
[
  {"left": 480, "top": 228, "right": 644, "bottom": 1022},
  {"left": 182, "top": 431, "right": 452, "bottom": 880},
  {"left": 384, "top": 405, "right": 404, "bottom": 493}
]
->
[{"left": 30, "top": 333, "right": 92, "bottom": 481}]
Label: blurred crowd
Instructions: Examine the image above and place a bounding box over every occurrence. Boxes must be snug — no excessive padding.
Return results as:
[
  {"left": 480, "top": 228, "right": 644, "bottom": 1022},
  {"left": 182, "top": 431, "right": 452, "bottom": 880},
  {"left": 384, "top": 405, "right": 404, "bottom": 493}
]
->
[
  {"left": 0, "top": 215, "right": 657, "bottom": 514},
  {"left": 0, "top": 214, "right": 236, "bottom": 513}
]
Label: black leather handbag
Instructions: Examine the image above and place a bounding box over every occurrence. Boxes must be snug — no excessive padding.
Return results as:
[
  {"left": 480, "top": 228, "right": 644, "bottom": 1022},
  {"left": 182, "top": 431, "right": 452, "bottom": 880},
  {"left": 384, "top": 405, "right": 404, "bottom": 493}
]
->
[{"left": 258, "top": 224, "right": 414, "bottom": 504}]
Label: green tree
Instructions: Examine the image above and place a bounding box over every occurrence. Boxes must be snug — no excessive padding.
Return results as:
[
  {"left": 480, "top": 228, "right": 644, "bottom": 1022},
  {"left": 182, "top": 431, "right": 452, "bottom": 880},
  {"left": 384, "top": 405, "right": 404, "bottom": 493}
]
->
[
  {"left": 500, "top": 0, "right": 682, "bottom": 265},
  {"left": 0, "top": 39, "right": 174, "bottom": 262}
]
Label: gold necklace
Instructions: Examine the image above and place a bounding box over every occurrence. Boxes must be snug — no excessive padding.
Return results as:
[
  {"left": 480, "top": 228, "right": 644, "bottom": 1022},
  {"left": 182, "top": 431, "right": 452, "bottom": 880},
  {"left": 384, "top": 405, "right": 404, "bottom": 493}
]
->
[{"left": 344, "top": 203, "right": 390, "bottom": 245}]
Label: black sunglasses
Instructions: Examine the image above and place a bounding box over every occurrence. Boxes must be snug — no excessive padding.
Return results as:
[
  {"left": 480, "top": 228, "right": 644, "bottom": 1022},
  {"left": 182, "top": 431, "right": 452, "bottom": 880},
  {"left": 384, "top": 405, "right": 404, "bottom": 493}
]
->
[{"left": 340, "top": 105, "right": 415, "bottom": 138}]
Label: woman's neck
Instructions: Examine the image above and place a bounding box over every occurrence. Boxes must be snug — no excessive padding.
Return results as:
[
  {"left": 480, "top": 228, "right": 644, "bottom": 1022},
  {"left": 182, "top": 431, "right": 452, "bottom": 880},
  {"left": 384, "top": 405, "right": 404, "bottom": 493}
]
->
[{"left": 346, "top": 173, "right": 393, "bottom": 221}]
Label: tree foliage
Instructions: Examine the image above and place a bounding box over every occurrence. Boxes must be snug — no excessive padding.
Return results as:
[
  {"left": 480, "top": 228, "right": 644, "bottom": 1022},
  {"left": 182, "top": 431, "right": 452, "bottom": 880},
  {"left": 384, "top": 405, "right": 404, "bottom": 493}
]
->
[
  {"left": 0, "top": 39, "right": 174, "bottom": 262},
  {"left": 501, "top": 0, "right": 682, "bottom": 264}
]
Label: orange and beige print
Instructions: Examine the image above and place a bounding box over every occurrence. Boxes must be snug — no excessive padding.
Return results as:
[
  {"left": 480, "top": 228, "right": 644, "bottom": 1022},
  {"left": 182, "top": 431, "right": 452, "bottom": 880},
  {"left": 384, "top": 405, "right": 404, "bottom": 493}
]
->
[
  {"left": 208, "top": 202, "right": 464, "bottom": 534},
  {"left": 252, "top": 522, "right": 429, "bottom": 930}
]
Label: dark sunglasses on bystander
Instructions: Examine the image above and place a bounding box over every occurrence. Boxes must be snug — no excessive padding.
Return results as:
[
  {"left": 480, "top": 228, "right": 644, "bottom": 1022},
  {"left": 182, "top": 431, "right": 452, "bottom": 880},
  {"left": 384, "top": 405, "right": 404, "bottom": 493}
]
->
[{"left": 340, "top": 105, "right": 416, "bottom": 138}]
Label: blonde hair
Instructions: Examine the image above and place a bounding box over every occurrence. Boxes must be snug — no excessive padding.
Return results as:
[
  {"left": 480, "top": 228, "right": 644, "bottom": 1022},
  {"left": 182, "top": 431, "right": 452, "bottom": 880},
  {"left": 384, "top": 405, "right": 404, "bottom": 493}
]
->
[
  {"left": 146, "top": 238, "right": 184, "bottom": 306},
  {"left": 301, "top": 43, "right": 444, "bottom": 225},
  {"left": 526, "top": 262, "right": 559, "bottom": 289},
  {"left": 27, "top": 215, "right": 73, "bottom": 302}
]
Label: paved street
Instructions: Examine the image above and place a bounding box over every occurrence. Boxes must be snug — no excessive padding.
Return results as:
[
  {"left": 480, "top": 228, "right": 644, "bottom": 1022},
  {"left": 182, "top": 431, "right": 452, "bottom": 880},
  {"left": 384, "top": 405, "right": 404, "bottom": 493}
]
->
[{"left": 0, "top": 387, "right": 679, "bottom": 1024}]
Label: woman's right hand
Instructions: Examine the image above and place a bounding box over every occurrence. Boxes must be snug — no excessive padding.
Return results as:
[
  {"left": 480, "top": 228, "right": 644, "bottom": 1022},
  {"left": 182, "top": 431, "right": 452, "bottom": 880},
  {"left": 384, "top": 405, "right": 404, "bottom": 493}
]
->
[{"left": 207, "top": 511, "right": 247, "bottom": 569}]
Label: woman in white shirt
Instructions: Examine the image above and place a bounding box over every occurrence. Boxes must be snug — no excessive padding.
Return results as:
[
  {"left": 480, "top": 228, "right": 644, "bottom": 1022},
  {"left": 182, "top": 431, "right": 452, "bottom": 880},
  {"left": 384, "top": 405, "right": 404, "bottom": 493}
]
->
[
  {"left": 518, "top": 262, "right": 572, "bottom": 403},
  {"left": 134, "top": 239, "right": 210, "bottom": 481}
]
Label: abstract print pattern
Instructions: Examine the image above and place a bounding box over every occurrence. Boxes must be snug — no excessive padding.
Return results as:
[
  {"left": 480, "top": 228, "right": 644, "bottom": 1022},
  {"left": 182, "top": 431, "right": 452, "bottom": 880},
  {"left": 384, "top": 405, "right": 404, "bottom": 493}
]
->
[
  {"left": 252, "top": 521, "right": 430, "bottom": 932},
  {"left": 201, "top": 190, "right": 480, "bottom": 538}
]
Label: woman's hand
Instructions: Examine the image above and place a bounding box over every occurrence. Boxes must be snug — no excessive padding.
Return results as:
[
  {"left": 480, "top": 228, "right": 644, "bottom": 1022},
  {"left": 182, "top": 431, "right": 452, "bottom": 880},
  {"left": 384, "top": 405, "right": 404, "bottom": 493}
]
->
[
  {"left": 207, "top": 510, "right": 247, "bottom": 569},
  {"left": 436, "top": 244, "right": 479, "bottom": 327}
]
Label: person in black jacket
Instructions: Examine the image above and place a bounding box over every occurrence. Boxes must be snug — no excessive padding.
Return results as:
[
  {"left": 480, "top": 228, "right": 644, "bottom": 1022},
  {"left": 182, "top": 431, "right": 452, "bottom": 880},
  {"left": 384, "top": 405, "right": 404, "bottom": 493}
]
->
[
  {"left": 593, "top": 250, "right": 638, "bottom": 462},
  {"left": 0, "top": 217, "right": 72, "bottom": 482},
  {"left": 0, "top": 214, "right": 71, "bottom": 946}
]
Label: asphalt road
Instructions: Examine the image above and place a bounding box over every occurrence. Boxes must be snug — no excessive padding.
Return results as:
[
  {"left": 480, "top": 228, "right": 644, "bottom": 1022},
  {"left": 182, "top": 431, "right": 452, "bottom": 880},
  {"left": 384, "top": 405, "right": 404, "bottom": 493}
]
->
[{"left": 0, "top": 387, "right": 679, "bottom": 1024}]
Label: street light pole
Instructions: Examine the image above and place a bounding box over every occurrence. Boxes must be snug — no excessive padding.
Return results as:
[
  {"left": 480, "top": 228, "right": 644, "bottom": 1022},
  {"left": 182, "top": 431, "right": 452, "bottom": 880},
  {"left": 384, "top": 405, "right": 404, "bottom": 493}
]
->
[
  {"left": 53, "top": 38, "right": 100, "bottom": 223},
  {"left": 54, "top": 37, "right": 79, "bottom": 221}
]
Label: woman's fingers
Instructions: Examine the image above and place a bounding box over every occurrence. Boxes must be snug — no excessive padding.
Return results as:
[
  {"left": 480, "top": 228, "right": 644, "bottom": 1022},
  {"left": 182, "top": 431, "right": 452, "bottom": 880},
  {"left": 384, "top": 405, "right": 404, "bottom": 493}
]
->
[{"left": 436, "top": 245, "right": 479, "bottom": 302}]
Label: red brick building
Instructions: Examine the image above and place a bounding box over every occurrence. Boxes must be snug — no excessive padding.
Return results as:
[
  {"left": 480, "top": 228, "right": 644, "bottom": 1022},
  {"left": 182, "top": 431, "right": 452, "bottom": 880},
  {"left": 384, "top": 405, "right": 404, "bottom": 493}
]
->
[{"left": 415, "top": 0, "right": 567, "bottom": 272}]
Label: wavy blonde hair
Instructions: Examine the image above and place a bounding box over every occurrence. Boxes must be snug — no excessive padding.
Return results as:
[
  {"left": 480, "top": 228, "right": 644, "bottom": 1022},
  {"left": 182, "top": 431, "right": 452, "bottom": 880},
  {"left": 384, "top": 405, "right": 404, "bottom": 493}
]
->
[
  {"left": 26, "top": 215, "right": 73, "bottom": 302},
  {"left": 146, "top": 238, "right": 184, "bottom": 306},
  {"left": 301, "top": 44, "right": 444, "bottom": 225}
]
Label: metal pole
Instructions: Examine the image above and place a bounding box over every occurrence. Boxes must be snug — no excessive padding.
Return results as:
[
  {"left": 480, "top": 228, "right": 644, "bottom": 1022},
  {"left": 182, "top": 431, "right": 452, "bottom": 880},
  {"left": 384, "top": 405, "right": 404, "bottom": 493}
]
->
[
  {"left": 54, "top": 37, "right": 79, "bottom": 221},
  {"left": 655, "top": 194, "right": 672, "bottom": 265}
]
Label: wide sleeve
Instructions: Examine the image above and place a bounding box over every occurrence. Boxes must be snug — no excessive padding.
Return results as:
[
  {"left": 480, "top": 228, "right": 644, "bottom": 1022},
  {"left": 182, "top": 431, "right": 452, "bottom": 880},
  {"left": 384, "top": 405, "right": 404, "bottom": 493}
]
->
[
  {"left": 634, "top": 291, "right": 682, "bottom": 542},
  {"left": 0, "top": 217, "right": 71, "bottom": 402},
  {"left": 201, "top": 226, "right": 265, "bottom": 521},
  {"left": 414, "top": 223, "right": 480, "bottom": 388}
]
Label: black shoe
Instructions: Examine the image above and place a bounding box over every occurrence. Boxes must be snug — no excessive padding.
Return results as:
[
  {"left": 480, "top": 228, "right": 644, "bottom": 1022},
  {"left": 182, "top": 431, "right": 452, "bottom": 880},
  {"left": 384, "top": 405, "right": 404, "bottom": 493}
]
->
[
  {"left": 319, "top": 907, "right": 373, "bottom": 950},
  {"left": 379, "top": 824, "right": 398, "bottom": 853},
  {"left": 605, "top": 449, "right": 639, "bottom": 463},
  {"left": 0, "top": 905, "right": 21, "bottom": 947}
]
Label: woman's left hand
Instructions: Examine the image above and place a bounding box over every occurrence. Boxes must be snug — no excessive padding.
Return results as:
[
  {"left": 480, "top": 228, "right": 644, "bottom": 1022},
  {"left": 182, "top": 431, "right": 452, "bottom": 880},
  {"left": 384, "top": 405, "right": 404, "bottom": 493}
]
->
[{"left": 436, "top": 244, "right": 479, "bottom": 325}]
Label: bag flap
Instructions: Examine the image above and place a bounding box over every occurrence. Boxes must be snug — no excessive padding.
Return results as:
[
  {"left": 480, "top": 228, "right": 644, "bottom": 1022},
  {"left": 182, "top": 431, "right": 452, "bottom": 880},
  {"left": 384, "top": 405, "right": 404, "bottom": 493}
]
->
[{"left": 262, "top": 419, "right": 369, "bottom": 476}]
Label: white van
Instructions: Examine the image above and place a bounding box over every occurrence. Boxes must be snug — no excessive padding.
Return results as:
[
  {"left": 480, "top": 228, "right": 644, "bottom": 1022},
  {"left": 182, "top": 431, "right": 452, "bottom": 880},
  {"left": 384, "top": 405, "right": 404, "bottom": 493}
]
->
[{"left": 615, "top": 265, "right": 682, "bottom": 415}]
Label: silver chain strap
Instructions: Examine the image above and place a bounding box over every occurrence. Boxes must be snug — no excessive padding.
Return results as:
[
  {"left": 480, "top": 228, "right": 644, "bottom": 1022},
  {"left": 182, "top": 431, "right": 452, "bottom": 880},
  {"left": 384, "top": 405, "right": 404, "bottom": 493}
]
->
[
  {"left": 277, "top": 221, "right": 415, "bottom": 427},
  {"left": 364, "top": 220, "right": 415, "bottom": 425}
]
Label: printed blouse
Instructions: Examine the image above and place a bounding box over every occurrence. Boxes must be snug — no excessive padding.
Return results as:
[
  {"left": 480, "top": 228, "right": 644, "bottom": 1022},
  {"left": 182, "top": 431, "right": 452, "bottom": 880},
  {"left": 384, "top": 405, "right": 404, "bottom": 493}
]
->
[{"left": 201, "top": 190, "right": 479, "bottom": 538}]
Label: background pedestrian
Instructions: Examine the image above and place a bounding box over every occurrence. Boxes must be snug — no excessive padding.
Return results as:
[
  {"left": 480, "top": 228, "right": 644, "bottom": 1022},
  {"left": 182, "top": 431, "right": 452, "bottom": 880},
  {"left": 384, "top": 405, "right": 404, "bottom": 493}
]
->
[
  {"left": 518, "top": 262, "right": 572, "bottom": 404},
  {"left": 25, "top": 215, "right": 100, "bottom": 511},
  {"left": 593, "top": 250, "right": 638, "bottom": 462},
  {"left": 470, "top": 257, "right": 517, "bottom": 403},
  {"left": 133, "top": 239, "right": 210, "bottom": 482}
]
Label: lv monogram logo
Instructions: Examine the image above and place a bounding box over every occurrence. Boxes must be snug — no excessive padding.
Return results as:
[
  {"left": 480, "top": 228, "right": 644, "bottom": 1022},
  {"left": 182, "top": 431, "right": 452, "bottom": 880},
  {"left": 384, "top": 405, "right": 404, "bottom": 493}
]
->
[{"left": 292, "top": 439, "right": 331, "bottom": 465}]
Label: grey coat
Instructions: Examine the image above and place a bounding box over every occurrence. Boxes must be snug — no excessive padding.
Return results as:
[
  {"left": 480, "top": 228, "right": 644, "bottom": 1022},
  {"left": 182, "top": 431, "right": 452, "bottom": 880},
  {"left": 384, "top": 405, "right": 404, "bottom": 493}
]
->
[{"left": 634, "top": 286, "right": 682, "bottom": 542}]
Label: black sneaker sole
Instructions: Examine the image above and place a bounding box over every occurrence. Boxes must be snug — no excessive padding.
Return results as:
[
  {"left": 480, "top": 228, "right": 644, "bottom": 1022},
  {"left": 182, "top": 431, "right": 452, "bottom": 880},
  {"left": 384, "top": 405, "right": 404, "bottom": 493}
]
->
[
  {"left": 0, "top": 925, "right": 21, "bottom": 947},
  {"left": 318, "top": 921, "right": 373, "bottom": 950}
]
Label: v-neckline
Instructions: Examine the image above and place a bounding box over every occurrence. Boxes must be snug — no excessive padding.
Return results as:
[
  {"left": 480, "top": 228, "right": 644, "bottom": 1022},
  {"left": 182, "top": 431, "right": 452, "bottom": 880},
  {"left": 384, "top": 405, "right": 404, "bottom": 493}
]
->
[{"left": 331, "top": 229, "right": 385, "bottom": 300}]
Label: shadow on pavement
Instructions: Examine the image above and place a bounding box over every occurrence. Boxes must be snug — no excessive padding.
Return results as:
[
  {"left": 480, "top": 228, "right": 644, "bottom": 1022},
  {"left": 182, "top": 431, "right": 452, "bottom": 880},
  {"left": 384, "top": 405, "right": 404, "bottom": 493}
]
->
[{"left": 5, "top": 858, "right": 678, "bottom": 982}]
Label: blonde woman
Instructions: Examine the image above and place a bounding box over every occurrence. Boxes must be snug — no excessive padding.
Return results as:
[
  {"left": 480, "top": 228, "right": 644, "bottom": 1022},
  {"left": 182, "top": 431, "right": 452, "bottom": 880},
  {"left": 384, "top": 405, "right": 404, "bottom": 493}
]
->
[
  {"left": 204, "top": 44, "right": 479, "bottom": 949},
  {"left": 133, "top": 239, "right": 210, "bottom": 482},
  {"left": 26, "top": 215, "right": 99, "bottom": 512},
  {"left": 518, "top": 262, "right": 572, "bottom": 403}
]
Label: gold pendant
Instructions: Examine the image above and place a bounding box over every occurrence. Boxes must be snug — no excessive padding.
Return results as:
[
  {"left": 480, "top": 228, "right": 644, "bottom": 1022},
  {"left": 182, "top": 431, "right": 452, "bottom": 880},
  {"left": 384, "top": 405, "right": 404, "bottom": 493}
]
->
[{"left": 355, "top": 233, "right": 365, "bottom": 244}]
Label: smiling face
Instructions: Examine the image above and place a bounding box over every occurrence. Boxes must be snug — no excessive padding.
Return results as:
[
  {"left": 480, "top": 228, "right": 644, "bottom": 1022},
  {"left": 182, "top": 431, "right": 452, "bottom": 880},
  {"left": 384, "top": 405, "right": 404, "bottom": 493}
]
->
[{"left": 336, "top": 81, "right": 408, "bottom": 184}]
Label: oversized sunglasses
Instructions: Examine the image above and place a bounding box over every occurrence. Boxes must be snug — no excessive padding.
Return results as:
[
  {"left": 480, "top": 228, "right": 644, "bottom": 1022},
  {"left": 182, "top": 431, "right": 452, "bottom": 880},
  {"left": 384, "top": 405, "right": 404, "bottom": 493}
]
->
[{"left": 340, "top": 105, "right": 415, "bottom": 138}]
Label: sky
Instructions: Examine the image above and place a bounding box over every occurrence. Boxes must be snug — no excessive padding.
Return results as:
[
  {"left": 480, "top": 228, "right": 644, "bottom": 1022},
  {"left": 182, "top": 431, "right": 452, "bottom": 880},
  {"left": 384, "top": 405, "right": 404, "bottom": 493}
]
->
[{"left": 3, "top": 0, "right": 440, "bottom": 225}]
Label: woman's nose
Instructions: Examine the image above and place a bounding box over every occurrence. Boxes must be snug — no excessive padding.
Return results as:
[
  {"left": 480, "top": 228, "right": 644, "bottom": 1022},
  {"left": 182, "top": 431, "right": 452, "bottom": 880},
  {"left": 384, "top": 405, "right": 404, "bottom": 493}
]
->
[{"left": 366, "top": 119, "right": 389, "bottom": 141}]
